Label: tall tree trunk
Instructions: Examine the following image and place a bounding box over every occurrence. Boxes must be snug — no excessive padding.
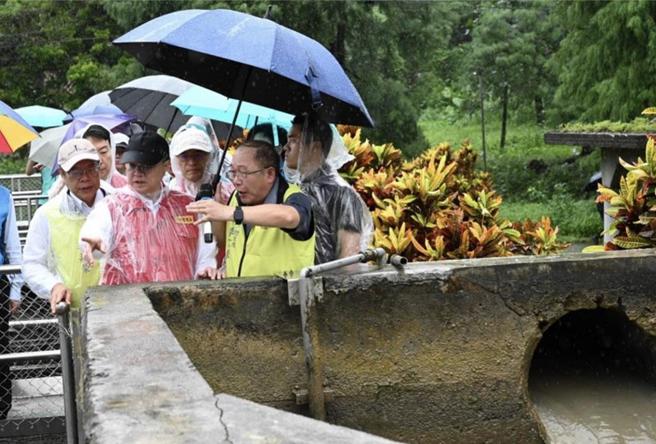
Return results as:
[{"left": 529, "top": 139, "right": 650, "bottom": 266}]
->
[
  {"left": 500, "top": 83, "right": 509, "bottom": 149},
  {"left": 330, "top": 4, "right": 347, "bottom": 65},
  {"left": 534, "top": 95, "right": 545, "bottom": 124}
]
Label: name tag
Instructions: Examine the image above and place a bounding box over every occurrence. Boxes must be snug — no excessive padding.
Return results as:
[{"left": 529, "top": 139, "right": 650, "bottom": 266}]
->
[{"left": 175, "top": 215, "right": 195, "bottom": 224}]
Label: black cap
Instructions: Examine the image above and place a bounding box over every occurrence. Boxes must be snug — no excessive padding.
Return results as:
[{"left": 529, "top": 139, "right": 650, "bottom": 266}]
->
[{"left": 121, "top": 131, "right": 169, "bottom": 165}]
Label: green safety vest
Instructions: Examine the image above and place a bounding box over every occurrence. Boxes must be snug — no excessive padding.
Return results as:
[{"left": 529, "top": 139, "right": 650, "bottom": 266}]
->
[
  {"left": 225, "top": 184, "right": 315, "bottom": 278},
  {"left": 45, "top": 200, "right": 100, "bottom": 309}
]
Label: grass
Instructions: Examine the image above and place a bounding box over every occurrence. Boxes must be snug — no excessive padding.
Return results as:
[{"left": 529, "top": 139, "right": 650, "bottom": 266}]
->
[
  {"left": 419, "top": 116, "right": 603, "bottom": 242},
  {"left": 500, "top": 199, "right": 602, "bottom": 244}
]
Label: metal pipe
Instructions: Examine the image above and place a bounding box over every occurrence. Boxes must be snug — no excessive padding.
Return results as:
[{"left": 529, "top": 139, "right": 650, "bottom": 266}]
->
[
  {"left": 389, "top": 255, "right": 408, "bottom": 267},
  {"left": 0, "top": 265, "right": 22, "bottom": 274},
  {"left": 300, "top": 248, "right": 386, "bottom": 278},
  {"left": 10, "top": 318, "right": 59, "bottom": 329},
  {"left": 56, "top": 302, "right": 78, "bottom": 444},
  {"left": 0, "top": 350, "right": 60, "bottom": 364}
]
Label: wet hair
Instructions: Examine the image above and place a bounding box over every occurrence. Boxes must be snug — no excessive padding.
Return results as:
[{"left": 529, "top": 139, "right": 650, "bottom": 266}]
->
[
  {"left": 292, "top": 113, "right": 332, "bottom": 158},
  {"left": 247, "top": 123, "right": 288, "bottom": 147},
  {"left": 83, "top": 125, "right": 111, "bottom": 142},
  {"left": 238, "top": 140, "right": 280, "bottom": 172}
]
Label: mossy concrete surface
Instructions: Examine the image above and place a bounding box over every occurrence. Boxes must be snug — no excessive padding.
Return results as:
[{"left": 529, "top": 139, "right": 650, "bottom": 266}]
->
[
  {"left": 79, "top": 250, "right": 656, "bottom": 443},
  {"left": 77, "top": 281, "right": 394, "bottom": 443}
]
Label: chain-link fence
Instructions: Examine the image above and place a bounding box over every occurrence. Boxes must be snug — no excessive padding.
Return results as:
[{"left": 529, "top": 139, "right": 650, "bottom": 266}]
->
[{"left": 0, "top": 266, "right": 67, "bottom": 443}]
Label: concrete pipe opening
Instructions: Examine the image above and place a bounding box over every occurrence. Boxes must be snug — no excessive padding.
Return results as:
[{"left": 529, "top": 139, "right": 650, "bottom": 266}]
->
[{"left": 528, "top": 308, "right": 656, "bottom": 442}]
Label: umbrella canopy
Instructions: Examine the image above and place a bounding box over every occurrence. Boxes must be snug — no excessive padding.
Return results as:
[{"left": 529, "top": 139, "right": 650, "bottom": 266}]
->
[
  {"left": 109, "top": 75, "right": 196, "bottom": 132},
  {"left": 29, "top": 113, "right": 134, "bottom": 167},
  {"left": 0, "top": 100, "right": 38, "bottom": 153},
  {"left": 171, "top": 85, "right": 294, "bottom": 130},
  {"left": 72, "top": 103, "right": 123, "bottom": 118},
  {"left": 15, "top": 105, "right": 69, "bottom": 128},
  {"left": 114, "top": 9, "right": 374, "bottom": 127}
]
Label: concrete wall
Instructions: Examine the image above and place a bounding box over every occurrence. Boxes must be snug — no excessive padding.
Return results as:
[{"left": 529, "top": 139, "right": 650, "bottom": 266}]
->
[{"left": 77, "top": 250, "right": 656, "bottom": 443}]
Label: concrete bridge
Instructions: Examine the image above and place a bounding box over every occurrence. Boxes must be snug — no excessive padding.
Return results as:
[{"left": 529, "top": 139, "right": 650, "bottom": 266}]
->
[{"left": 74, "top": 249, "right": 656, "bottom": 443}]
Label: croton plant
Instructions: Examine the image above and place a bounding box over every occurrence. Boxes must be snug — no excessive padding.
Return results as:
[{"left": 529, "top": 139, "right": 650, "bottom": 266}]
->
[
  {"left": 337, "top": 126, "right": 568, "bottom": 261},
  {"left": 597, "top": 135, "right": 656, "bottom": 250}
]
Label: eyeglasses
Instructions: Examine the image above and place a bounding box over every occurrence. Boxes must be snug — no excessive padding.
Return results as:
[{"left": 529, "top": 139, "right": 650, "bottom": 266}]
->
[
  {"left": 226, "top": 168, "right": 268, "bottom": 181},
  {"left": 67, "top": 164, "right": 100, "bottom": 179},
  {"left": 125, "top": 162, "right": 159, "bottom": 174}
]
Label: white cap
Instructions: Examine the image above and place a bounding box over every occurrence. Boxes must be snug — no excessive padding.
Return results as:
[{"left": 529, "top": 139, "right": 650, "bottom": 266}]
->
[
  {"left": 170, "top": 127, "right": 212, "bottom": 157},
  {"left": 114, "top": 132, "right": 129, "bottom": 147},
  {"left": 57, "top": 138, "right": 100, "bottom": 172}
]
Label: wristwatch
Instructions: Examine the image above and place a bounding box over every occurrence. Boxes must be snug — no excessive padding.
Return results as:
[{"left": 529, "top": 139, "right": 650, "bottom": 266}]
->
[{"left": 233, "top": 206, "right": 244, "bottom": 225}]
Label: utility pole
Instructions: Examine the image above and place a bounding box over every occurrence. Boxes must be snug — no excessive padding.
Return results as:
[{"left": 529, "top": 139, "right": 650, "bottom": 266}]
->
[{"left": 479, "top": 74, "right": 487, "bottom": 171}]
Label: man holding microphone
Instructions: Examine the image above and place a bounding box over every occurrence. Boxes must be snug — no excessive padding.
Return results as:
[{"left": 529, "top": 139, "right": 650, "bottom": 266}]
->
[{"left": 80, "top": 132, "right": 217, "bottom": 284}]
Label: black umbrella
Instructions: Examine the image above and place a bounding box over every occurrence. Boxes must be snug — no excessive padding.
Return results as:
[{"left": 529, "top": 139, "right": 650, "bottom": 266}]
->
[{"left": 109, "top": 75, "right": 196, "bottom": 133}]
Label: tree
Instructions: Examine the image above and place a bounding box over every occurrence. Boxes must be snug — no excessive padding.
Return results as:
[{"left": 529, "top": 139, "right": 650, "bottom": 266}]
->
[
  {"left": 0, "top": 0, "right": 143, "bottom": 110},
  {"left": 462, "top": 0, "right": 561, "bottom": 144},
  {"left": 550, "top": 0, "right": 656, "bottom": 123},
  {"left": 270, "top": 1, "right": 463, "bottom": 155}
]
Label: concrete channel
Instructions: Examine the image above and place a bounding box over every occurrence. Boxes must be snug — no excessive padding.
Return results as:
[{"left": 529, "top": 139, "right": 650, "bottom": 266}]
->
[{"left": 74, "top": 249, "right": 656, "bottom": 443}]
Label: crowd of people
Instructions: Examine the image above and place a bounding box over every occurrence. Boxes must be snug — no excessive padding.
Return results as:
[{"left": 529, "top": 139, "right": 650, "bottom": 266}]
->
[
  {"left": 11, "top": 112, "right": 374, "bottom": 314},
  {"left": 0, "top": 110, "right": 373, "bottom": 419}
]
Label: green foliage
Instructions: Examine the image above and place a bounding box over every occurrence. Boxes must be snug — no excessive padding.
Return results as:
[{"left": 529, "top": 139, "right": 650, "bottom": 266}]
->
[
  {"left": 0, "top": 152, "right": 28, "bottom": 175},
  {"left": 0, "top": 0, "right": 145, "bottom": 110},
  {"left": 550, "top": 0, "right": 656, "bottom": 122},
  {"left": 500, "top": 197, "right": 601, "bottom": 242},
  {"left": 440, "top": 0, "right": 562, "bottom": 125},
  {"left": 270, "top": 1, "right": 462, "bottom": 154},
  {"left": 559, "top": 118, "right": 656, "bottom": 133}
]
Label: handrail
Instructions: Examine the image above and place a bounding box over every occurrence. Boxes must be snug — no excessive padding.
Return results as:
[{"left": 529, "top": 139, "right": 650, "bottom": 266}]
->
[
  {"left": 0, "top": 350, "right": 60, "bottom": 364},
  {"left": 299, "top": 248, "right": 387, "bottom": 278},
  {"left": 0, "top": 265, "right": 22, "bottom": 275},
  {"left": 55, "top": 302, "right": 78, "bottom": 444}
]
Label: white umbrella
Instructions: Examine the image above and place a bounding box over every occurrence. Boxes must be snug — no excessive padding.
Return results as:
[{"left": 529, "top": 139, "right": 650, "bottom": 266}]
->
[
  {"left": 28, "top": 125, "right": 68, "bottom": 166},
  {"left": 76, "top": 90, "right": 112, "bottom": 110}
]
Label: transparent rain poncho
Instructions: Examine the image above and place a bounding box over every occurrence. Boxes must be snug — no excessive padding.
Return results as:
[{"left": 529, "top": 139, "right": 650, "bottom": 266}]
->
[
  {"left": 80, "top": 185, "right": 217, "bottom": 286},
  {"left": 169, "top": 117, "right": 234, "bottom": 203},
  {"left": 283, "top": 114, "right": 373, "bottom": 264}
]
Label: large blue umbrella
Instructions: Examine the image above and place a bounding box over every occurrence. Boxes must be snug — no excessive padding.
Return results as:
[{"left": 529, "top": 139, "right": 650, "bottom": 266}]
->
[{"left": 113, "top": 9, "right": 374, "bottom": 128}]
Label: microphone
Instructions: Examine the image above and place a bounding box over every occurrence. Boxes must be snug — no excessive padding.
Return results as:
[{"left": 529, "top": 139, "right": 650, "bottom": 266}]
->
[{"left": 196, "top": 183, "right": 215, "bottom": 243}]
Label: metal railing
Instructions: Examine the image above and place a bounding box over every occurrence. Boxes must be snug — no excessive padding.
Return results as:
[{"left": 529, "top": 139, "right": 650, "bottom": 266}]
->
[
  {"left": 0, "top": 265, "right": 69, "bottom": 443},
  {"left": 14, "top": 194, "right": 48, "bottom": 240},
  {"left": 0, "top": 175, "right": 42, "bottom": 194}
]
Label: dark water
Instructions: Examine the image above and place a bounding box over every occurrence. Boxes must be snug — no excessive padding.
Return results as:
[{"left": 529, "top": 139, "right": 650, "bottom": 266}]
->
[
  {"left": 530, "top": 309, "right": 656, "bottom": 443},
  {"left": 532, "top": 372, "right": 656, "bottom": 443}
]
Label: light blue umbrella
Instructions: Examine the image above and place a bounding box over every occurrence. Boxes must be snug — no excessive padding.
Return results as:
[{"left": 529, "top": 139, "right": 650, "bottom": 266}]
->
[
  {"left": 171, "top": 85, "right": 294, "bottom": 145},
  {"left": 15, "top": 105, "right": 68, "bottom": 128}
]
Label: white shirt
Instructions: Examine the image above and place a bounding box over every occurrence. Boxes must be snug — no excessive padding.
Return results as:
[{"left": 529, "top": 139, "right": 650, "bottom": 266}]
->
[
  {"left": 79, "top": 185, "right": 216, "bottom": 279},
  {"left": 3, "top": 193, "right": 22, "bottom": 301},
  {"left": 22, "top": 188, "right": 108, "bottom": 300}
]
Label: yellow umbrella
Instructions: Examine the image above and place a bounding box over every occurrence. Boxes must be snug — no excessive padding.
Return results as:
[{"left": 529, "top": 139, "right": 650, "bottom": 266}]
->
[{"left": 0, "top": 100, "right": 38, "bottom": 154}]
